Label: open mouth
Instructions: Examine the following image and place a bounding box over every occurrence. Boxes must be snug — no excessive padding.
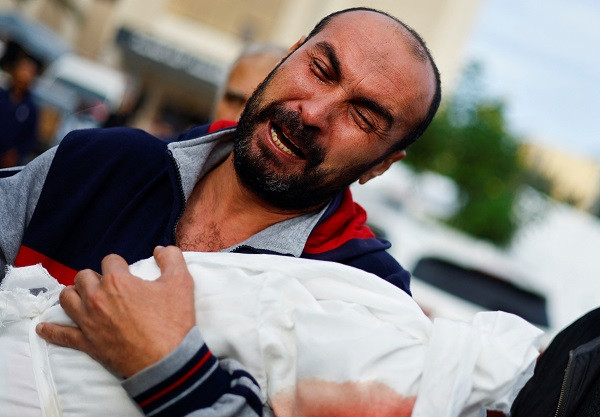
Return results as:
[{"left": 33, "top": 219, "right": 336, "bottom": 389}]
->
[{"left": 270, "top": 123, "right": 306, "bottom": 159}]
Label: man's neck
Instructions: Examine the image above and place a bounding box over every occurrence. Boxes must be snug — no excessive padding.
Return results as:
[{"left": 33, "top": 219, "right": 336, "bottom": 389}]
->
[{"left": 175, "top": 154, "right": 317, "bottom": 252}]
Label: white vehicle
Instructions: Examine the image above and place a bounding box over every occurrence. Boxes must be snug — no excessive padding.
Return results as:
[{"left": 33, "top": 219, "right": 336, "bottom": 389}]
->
[
  {"left": 32, "top": 54, "right": 137, "bottom": 144},
  {"left": 351, "top": 165, "right": 560, "bottom": 346},
  {"left": 34, "top": 54, "right": 129, "bottom": 112}
]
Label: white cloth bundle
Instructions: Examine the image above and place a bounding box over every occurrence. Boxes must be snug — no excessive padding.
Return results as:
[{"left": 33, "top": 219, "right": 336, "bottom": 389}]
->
[{"left": 0, "top": 252, "right": 543, "bottom": 417}]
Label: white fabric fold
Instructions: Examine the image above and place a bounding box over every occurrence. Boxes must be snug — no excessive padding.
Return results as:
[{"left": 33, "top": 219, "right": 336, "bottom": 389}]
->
[{"left": 0, "top": 253, "right": 543, "bottom": 417}]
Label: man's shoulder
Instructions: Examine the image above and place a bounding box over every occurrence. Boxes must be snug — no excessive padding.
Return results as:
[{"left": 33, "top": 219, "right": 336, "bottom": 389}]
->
[
  {"left": 49, "top": 127, "right": 172, "bottom": 181},
  {"left": 59, "top": 127, "right": 168, "bottom": 158},
  {"left": 62, "top": 126, "right": 162, "bottom": 144}
]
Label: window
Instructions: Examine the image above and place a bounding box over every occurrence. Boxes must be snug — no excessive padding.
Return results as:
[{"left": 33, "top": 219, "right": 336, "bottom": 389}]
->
[{"left": 412, "top": 257, "right": 549, "bottom": 326}]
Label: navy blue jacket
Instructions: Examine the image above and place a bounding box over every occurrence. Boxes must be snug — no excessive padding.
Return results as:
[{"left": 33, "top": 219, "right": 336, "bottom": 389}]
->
[{"left": 13, "top": 123, "right": 411, "bottom": 294}]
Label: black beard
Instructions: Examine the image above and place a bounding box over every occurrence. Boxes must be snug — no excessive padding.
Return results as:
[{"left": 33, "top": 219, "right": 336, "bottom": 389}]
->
[{"left": 233, "top": 74, "right": 371, "bottom": 212}]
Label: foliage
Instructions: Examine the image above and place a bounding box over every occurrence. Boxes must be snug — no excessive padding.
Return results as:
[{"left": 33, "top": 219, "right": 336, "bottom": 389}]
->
[{"left": 403, "top": 63, "right": 528, "bottom": 247}]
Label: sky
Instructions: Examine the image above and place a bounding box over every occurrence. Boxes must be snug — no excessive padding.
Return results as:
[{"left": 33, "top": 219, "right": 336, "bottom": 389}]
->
[{"left": 463, "top": 0, "right": 600, "bottom": 162}]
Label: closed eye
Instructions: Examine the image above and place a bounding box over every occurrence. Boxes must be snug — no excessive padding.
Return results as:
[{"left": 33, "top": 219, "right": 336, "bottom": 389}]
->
[
  {"left": 311, "top": 58, "right": 334, "bottom": 83},
  {"left": 352, "top": 98, "right": 393, "bottom": 133},
  {"left": 352, "top": 107, "right": 376, "bottom": 132}
]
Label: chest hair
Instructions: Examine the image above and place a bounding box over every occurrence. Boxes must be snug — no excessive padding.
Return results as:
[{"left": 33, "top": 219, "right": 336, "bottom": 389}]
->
[{"left": 176, "top": 217, "right": 228, "bottom": 252}]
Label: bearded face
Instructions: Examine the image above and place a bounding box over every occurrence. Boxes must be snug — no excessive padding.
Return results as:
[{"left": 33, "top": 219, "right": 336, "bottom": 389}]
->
[
  {"left": 232, "top": 71, "right": 375, "bottom": 212},
  {"left": 230, "top": 13, "right": 435, "bottom": 213}
]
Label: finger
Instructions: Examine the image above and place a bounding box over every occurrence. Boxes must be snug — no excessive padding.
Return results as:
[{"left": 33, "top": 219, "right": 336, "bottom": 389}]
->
[
  {"left": 153, "top": 245, "right": 188, "bottom": 281},
  {"left": 36, "top": 322, "right": 90, "bottom": 352},
  {"left": 73, "top": 269, "right": 102, "bottom": 302},
  {"left": 100, "top": 253, "right": 132, "bottom": 283},
  {"left": 59, "top": 286, "right": 86, "bottom": 325}
]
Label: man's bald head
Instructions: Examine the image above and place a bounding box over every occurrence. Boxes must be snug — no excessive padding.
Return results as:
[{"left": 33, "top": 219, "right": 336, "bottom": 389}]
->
[{"left": 304, "top": 7, "right": 441, "bottom": 151}]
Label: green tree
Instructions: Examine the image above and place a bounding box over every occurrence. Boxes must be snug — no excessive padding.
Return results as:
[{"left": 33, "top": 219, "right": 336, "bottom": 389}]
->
[{"left": 404, "top": 63, "right": 527, "bottom": 247}]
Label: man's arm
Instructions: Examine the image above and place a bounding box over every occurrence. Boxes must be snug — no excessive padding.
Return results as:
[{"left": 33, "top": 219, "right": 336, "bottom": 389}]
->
[
  {"left": 0, "top": 147, "right": 56, "bottom": 280},
  {"left": 36, "top": 246, "right": 266, "bottom": 417},
  {"left": 123, "top": 329, "right": 265, "bottom": 417}
]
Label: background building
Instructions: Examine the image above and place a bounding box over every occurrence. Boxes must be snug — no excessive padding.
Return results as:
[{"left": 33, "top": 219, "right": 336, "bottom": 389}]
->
[
  {"left": 521, "top": 142, "right": 600, "bottom": 212},
  {"left": 1, "top": 0, "right": 481, "bottom": 135}
]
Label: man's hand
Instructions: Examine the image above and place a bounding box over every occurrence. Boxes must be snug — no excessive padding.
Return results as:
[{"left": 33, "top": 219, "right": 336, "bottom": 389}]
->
[{"left": 36, "top": 246, "right": 196, "bottom": 378}]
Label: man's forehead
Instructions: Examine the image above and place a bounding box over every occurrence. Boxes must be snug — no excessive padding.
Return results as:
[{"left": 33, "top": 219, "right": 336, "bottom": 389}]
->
[
  {"left": 306, "top": 12, "right": 419, "bottom": 78},
  {"left": 304, "top": 11, "right": 433, "bottom": 130},
  {"left": 315, "top": 10, "right": 404, "bottom": 44}
]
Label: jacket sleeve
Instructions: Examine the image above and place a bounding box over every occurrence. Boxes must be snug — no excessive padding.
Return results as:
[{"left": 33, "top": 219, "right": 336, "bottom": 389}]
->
[
  {"left": 0, "top": 147, "right": 56, "bottom": 281},
  {"left": 122, "top": 326, "right": 268, "bottom": 417},
  {"left": 346, "top": 248, "right": 412, "bottom": 296}
]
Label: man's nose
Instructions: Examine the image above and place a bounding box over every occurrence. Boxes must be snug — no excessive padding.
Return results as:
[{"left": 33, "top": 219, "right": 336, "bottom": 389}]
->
[{"left": 297, "top": 94, "right": 337, "bottom": 131}]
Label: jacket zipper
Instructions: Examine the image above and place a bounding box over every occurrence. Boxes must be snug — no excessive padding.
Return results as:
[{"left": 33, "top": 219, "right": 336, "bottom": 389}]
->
[
  {"left": 168, "top": 150, "right": 186, "bottom": 245},
  {"left": 232, "top": 245, "right": 260, "bottom": 254},
  {"left": 554, "top": 351, "right": 575, "bottom": 417},
  {"left": 165, "top": 152, "right": 284, "bottom": 255}
]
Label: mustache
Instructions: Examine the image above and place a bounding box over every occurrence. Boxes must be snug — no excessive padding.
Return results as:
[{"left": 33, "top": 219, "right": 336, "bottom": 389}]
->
[{"left": 254, "top": 102, "right": 325, "bottom": 167}]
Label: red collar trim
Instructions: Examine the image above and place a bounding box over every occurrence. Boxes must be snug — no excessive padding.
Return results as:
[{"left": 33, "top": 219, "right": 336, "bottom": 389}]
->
[
  {"left": 208, "top": 120, "right": 237, "bottom": 133},
  {"left": 14, "top": 246, "right": 78, "bottom": 285},
  {"left": 304, "top": 189, "right": 375, "bottom": 254}
]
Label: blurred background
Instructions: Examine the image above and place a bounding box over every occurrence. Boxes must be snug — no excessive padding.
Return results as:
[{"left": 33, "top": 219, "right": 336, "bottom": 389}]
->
[{"left": 1, "top": 0, "right": 598, "bottom": 344}]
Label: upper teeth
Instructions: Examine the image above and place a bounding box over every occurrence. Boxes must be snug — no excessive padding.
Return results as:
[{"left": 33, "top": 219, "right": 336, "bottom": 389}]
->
[{"left": 270, "top": 127, "right": 294, "bottom": 156}]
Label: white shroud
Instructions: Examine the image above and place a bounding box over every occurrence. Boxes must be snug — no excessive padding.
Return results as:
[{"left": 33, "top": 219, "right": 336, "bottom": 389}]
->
[{"left": 0, "top": 252, "right": 543, "bottom": 417}]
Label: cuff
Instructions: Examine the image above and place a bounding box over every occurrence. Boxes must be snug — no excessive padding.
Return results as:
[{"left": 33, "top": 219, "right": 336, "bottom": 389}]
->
[{"left": 122, "top": 326, "right": 229, "bottom": 416}]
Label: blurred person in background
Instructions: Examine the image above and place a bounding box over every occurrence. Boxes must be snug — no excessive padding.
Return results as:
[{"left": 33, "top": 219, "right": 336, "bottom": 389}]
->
[
  {"left": 149, "top": 43, "right": 285, "bottom": 138},
  {"left": 213, "top": 42, "right": 287, "bottom": 122},
  {"left": 0, "top": 51, "right": 40, "bottom": 168},
  {"left": 1, "top": 7, "right": 441, "bottom": 416}
]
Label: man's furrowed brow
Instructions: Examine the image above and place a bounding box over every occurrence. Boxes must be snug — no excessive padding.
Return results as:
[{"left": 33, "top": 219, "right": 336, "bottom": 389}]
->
[
  {"left": 315, "top": 41, "right": 341, "bottom": 80},
  {"left": 354, "top": 97, "right": 394, "bottom": 129}
]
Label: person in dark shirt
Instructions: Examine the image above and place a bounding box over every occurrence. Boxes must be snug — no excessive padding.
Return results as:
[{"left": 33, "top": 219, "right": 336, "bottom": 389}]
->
[{"left": 0, "top": 54, "right": 39, "bottom": 168}]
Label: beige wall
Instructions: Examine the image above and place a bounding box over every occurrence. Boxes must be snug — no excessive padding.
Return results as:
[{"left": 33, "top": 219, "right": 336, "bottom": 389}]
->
[
  {"left": 1, "top": 0, "right": 118, "bottom": 59},
  {"left": 2, "top": 0, "right": 480, "bottom": 77},
  {"left": 1, "top": 0, "right": 481, "bottom": 132},
  {"left": 522, "top": 142, "right": 600, "bottom": 211},
  {"left": 112, "top": 0, "right": 481, "bottom": 91},
  {"left": 168, "top": 0, "right": 284, "bottom": 42}
]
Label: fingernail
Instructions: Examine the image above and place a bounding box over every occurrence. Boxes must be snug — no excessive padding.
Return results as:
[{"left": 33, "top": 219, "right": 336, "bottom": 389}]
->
[
  {"left": 155, "top": 245, "right": 164, "bottom": 251},
  {"left": 35, "top": 323, "right": 44, "bottom": 334}
]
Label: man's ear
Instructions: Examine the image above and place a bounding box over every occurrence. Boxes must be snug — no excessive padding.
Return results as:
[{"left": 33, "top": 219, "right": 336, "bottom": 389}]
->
[
  {"left": 358, "top": 150, "right": 406, "bottom": 185},
  {"left": 287, "top": 36, "right": 307, "bottom": 56}
]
